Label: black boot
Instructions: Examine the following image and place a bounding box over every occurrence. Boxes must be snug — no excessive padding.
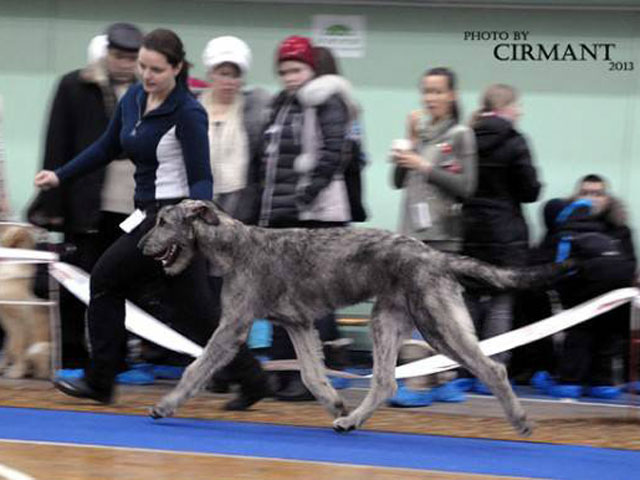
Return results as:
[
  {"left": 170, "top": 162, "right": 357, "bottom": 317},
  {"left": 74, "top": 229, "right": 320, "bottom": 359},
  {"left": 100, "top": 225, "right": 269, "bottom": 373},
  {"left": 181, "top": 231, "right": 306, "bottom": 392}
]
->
[
  {"left": 275, "top": 373, "right": 314, "bottom": 402},
  {"left": 224, "top": 372, "right": 274, "bottom": 411}
]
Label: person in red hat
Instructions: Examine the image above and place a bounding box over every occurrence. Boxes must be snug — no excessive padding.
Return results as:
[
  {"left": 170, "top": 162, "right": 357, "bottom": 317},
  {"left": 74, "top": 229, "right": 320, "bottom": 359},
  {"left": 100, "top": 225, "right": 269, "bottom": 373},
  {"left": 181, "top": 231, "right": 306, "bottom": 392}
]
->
[{"left": 259, "top": 37, "right": 353, "bottom": 401}]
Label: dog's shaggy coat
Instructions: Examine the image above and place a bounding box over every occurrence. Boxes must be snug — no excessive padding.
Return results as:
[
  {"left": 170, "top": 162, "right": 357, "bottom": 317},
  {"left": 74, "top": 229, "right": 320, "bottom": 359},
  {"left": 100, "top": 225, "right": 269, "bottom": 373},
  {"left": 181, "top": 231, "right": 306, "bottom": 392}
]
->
[
  {"left": 140, "top": 200, "right": 566, "bottom": 435},
  {"left": 0, "top": 226, "right": 50, "bottom": 379}
]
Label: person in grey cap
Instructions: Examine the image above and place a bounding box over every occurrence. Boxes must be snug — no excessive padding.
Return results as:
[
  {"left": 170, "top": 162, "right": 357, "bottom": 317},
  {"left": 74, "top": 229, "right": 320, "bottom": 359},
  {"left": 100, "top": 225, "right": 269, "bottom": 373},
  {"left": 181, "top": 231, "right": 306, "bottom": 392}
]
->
[{"left": 28, "top": 22, "right": 143, "bottom": 372}]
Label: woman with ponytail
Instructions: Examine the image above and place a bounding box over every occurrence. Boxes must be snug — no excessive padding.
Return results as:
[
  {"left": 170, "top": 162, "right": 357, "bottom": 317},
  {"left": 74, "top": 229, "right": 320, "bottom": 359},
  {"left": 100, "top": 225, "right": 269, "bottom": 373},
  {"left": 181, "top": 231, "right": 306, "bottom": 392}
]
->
[
  {"left": 34, "top": 29, "right": 218, "bottom": 405},
  {"left": 392, "top": 67, "right": 477, "bottom": 253},
  {"left": 462, "top": 84, "right": 541, "bottom": 385},
  {"left": 389, "top": 67, "right": 477, "bottom": 407}
]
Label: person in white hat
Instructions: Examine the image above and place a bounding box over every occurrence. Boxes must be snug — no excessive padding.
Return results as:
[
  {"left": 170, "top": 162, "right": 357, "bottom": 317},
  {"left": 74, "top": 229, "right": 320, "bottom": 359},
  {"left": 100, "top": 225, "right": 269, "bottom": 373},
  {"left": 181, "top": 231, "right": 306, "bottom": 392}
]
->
[
  {"left": 200, "top": 35, "right": 270, "bottom": 224},
  {"left": 200, "top": 36, "right": 273, "bottom": 411}
]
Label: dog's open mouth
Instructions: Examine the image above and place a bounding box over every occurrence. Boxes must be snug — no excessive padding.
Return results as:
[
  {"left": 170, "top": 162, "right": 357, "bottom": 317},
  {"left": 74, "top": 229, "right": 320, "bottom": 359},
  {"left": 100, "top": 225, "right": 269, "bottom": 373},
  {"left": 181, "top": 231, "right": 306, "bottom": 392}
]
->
[{"left": 153, "top": 244, "right": 180, "bottom": 267}]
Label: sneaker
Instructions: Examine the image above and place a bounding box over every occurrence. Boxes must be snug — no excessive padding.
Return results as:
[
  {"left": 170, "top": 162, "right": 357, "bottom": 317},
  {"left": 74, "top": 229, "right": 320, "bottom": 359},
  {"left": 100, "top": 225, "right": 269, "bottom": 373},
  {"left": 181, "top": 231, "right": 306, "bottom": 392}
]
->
[
  {"left": 431, "top": 381, "right": 466, "bottom": 403},
  {"left": 586, "top": 385, "right": 622, "bottom": 399},
  {"left": 387, "top": 382, "right": 434, "bottom": 408},
  {"left": 548, "top": 384, "right": 583, "bottom": 399}
]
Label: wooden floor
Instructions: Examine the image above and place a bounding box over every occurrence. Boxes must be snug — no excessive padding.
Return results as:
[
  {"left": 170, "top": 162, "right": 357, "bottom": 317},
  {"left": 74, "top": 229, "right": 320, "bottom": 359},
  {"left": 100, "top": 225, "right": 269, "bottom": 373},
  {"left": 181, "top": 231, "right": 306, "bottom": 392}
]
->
[
  {"left": 0, "top": 378, "right": 639, "bottom": 479},
  {"left": 0, "top": 440, "right": 537, "bottom": 480}
]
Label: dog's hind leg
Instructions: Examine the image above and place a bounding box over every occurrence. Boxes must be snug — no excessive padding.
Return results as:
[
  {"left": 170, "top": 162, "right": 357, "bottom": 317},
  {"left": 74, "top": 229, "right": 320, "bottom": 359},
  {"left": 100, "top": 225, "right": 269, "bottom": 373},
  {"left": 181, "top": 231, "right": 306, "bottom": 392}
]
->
[
  {"left": 333, "top": 299, "right": 408, "bottom": 432},
  {"left": 286, "top": 325, "right": 348, "bottom": 419},
  {"left": 150, "top": 315, "right": 252, "bottom": 419},
  {"left": 417, "top": 284, "right": 533, "bottom": 437}
]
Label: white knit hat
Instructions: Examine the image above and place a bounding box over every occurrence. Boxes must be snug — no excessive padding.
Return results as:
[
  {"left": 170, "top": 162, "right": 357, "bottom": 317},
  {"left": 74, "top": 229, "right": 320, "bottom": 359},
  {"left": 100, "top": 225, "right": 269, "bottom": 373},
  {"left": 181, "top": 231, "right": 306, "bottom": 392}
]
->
[
  {"left": 87, "top": 34, "right": 108, "bottom": 64},
  {"left": 202, "top": 36, "right": 252, "bottom": 75}
]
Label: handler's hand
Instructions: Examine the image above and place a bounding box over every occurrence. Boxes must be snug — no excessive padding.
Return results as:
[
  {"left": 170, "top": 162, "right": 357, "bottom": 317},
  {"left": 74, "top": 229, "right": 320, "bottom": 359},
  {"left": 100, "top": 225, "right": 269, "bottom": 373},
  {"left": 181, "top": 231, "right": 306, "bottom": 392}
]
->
[
  {"left": 392, "top": 150, "right": 431, "bottom": 173},
  {"left": 34, "top": 170, "right": 60, "bottom": 190}
]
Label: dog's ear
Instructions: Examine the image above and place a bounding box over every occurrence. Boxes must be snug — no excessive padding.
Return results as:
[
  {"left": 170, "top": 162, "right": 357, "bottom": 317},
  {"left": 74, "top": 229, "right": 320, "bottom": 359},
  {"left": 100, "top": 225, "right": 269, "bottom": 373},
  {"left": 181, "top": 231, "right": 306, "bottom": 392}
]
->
[{"left": 182, "top": 200, "right": 220, "bottom": 226}]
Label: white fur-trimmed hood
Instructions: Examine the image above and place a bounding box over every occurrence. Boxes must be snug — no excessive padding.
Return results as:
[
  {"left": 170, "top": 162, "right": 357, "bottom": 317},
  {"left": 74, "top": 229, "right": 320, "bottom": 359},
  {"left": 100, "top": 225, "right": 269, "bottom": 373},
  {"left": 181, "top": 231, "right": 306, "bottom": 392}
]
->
[{"left": 297, "top": 74, "right": 359, "bottom": 118}]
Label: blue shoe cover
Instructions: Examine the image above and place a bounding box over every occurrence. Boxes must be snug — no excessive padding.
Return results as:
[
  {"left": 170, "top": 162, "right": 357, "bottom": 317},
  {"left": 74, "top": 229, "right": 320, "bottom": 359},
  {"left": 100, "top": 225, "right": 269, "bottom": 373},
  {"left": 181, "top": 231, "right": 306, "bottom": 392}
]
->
[
  {"left": 624, "top": 381, "right": 640, "bottom": 393},
  {"left": 151, "top": 365, "right": 185, "bottom": 380},
  {"left": 472, "top": 379, "right": 493, "bottom": 395},
  {"left": 586, "top": 385, "right": 622, "bottom": 399},
  {"left": 432, "top": 381, "right": 466, "bottom": 403},
  {"left": 549, "top": 384, "right": 582, "bottom": 398},
  {"left": 116, "top": 367, "right": 155, "bottom": 385},
  {"left": 55, "top": 368, "right": 84, "bottom": 380},
  {"left": 329, "top": 376, "right": 351, "bottom": 390},
  {"left": 387, "top": 382, "right": 434, "bottom": 407},
  {"left": 531, "top": 371, "right": 555, "bottom": 393},
  {"left": 449, "top": 377, "right": 475, "bottom": 392}
]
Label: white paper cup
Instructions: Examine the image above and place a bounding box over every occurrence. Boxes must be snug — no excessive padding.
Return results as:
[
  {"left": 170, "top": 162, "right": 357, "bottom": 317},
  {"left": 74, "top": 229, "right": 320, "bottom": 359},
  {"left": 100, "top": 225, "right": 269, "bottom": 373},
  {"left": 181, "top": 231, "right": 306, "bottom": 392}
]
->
[{"left": 391, "top": 138, "right": 412, "bottom": 152}]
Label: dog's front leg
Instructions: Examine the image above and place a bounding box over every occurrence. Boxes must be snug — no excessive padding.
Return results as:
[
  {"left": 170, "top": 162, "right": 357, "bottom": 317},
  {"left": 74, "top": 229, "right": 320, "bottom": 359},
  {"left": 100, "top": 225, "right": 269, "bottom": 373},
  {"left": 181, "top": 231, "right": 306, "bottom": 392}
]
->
[
  {"left": 333, "top": 306, "right": 405, "bottom": 432},
  {"left": 150, "top": 319, "right": 248, "bottom": 419}
]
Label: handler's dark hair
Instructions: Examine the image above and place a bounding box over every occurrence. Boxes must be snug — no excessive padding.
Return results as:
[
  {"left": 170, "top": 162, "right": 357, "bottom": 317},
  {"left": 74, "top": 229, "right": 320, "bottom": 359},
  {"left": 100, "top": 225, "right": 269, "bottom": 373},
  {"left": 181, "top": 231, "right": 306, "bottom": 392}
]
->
[{"left": 142, "top": 28, "right": 192, "bottom": 89}]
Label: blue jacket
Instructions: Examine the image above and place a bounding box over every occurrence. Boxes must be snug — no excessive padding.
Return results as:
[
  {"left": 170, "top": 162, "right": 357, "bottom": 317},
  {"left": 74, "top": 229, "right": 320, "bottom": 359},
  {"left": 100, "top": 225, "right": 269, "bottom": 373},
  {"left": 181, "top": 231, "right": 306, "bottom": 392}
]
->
[{"left": 56, "top": 83, "right": 213, "bottom": 202}]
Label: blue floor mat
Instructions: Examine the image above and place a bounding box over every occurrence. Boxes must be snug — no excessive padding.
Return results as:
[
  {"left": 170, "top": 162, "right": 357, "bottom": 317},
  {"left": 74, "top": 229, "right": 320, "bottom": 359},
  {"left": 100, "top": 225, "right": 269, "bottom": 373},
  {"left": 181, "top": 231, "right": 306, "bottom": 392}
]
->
[{"left": 0, "top": 407, "right": 639, "bottom": 479}]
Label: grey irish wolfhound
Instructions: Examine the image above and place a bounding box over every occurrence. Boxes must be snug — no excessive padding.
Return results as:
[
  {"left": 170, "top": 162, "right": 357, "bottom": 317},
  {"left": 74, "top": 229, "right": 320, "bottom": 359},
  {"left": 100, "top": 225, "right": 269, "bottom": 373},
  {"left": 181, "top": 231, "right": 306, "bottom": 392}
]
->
[{"left": 140, "top": 200, "right": 566, "bottom": 436}]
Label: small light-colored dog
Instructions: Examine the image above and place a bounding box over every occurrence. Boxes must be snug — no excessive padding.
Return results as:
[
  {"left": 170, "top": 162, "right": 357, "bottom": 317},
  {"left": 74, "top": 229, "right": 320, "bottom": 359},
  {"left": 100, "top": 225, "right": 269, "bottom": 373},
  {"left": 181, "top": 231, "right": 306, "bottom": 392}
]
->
[
  {"left": 140, "top": 200, "right": 569, "bottom": 436},
  {"left": 0, "top": 226, "right": 51, "bottom": 379}
]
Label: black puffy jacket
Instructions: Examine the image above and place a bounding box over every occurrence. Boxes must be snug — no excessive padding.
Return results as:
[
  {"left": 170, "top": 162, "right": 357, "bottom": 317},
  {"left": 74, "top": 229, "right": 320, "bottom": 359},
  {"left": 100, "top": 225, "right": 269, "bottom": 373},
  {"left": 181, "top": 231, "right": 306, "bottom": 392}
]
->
[
  {"left": 258, "top": 89, "right": 348, "bottom": 226},
  {"left": 462, "top": 115, "right": 541, "bottom": 267}
]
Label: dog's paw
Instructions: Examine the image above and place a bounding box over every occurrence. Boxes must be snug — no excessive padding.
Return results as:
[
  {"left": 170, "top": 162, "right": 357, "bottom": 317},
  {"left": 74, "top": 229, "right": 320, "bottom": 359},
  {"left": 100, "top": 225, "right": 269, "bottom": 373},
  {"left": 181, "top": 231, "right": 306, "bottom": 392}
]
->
[
  {"left": 332, "top": 416, "right": 357, "bottom": 433},
  {"left": 516, "top": 417, "right": 535, "bottom": 437},
  {"left": 332, "top": 400, "right": 349, "bottom": 418},
  {"left": 149, "top": 402, "right": 175, "bottom": 420},
  {"left": 4, "top": 364, "right": 27, "bottom": 379}
]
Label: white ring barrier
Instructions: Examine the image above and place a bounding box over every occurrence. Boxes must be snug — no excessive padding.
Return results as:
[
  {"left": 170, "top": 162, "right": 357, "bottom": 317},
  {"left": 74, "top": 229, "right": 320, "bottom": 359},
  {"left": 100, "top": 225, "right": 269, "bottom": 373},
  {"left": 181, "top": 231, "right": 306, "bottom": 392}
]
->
[
  {"left": 49, "top": 262, "right": 204, "bottom": 358},
  {"left": 3, "top": 246, "right": 639, "bottom": 379}
]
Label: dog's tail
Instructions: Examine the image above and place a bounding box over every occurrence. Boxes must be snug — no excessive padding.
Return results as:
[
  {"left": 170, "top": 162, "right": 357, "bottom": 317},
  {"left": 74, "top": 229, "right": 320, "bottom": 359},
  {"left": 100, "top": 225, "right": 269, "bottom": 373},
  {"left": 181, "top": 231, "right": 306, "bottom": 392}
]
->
[{"left": 447, "top": 255, "right": 575, "bottom": 290}]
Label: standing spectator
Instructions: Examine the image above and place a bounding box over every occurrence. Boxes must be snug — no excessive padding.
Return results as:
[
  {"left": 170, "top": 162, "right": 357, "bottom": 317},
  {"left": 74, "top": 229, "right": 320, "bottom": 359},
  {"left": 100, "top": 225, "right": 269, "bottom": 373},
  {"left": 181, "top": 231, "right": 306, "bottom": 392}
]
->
[
  {"left": 198, "top": 35, "right": 273, "bottom": 410},
  {"left": 200, "top": 35, "right": 270, "bottom": 224},
  {"left": 538, "top": 175, "right": 636, "bottom": 399},
  {"left": 34, "top": 28, "right": 216, "bottom": 404},
  {"left": 392, "top": 67, "right": 476, "bottom": 252},
  {"left": 0, "top": 96, "right": 9, "bottom": 220},
  {"left": 389, "top": 67, "right": 477, "bottom": 406},
  {"left": 28, "top": 23, "right": 143, "bottom": 369},
  {"left": 259, "top": 36, "right": 352, "bottom": 401},
  {"left": 462, "top": 84, "right": 542, "bottom": 392}
]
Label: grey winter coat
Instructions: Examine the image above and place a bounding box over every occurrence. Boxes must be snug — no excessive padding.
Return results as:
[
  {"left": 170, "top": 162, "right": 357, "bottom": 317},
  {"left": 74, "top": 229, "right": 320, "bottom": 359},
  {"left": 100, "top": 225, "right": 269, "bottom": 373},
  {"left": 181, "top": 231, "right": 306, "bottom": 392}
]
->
[{"left": 394, "top": 116, "right": 477, "bottom": 252}]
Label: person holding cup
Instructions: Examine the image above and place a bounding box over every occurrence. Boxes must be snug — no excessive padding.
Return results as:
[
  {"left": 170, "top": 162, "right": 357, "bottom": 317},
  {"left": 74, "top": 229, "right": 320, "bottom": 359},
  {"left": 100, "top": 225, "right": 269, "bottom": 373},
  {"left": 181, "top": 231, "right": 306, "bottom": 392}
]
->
[
  {"left": 389, "top": 67, "right": 477, "bottom": 407},
  {"left": 392, "top": 67, "right": 477, "bottom": 253}
]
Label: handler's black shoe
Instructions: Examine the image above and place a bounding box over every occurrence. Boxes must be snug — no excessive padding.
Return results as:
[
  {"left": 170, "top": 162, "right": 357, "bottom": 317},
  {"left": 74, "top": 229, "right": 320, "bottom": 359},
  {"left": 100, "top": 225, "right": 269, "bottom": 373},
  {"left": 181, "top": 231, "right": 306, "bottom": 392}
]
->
[
  {"left": 54, "top": 377, "right": 113, "bottom": 404},
  {"left": 275, "top": 376, "right": 314, "bottom": 402},
  {"left": 223, "top": 375, "right": 274, "bottom": 411}
]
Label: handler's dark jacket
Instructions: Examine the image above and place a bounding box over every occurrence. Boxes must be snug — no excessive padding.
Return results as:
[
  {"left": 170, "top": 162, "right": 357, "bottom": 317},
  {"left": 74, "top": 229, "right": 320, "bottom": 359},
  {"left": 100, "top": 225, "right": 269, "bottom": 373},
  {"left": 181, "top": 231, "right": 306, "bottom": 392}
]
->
[{"left": 462, "top": 114, "right": 541, "bottom": 267}]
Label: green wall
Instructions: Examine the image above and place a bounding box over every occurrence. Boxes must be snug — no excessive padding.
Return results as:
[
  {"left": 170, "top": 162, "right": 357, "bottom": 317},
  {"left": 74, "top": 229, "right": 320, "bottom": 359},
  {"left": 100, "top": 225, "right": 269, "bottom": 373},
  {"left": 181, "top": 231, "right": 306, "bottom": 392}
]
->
[{"left": 1, "top": 0, "right": 639, "bottom": 243}]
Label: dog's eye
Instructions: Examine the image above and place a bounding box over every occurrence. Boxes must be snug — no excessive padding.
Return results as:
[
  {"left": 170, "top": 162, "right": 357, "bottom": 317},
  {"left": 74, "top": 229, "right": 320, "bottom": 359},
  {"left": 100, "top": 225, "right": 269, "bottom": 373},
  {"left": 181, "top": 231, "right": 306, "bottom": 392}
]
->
[{"left": 158, "top": 218, "right": 166, "bottom": 227}]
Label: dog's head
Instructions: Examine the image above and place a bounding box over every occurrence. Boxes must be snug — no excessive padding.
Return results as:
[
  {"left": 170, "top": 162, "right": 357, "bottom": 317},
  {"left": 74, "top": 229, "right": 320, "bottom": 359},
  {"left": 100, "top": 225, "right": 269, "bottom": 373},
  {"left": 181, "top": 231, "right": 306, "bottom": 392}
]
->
[
  {"left": 1, "top": 226, "right": 36, "bottom": 250},
  {"left": 139, "top": 200, "right": 221, "bottom": 276}
]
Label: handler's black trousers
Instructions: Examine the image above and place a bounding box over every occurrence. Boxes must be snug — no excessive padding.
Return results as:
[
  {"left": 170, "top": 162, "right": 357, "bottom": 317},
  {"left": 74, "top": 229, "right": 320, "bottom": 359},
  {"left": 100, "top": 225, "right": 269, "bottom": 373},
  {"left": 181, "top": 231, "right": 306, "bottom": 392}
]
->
[{"left": 84, "top": 207, "right": 262, "bottom": 395}]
